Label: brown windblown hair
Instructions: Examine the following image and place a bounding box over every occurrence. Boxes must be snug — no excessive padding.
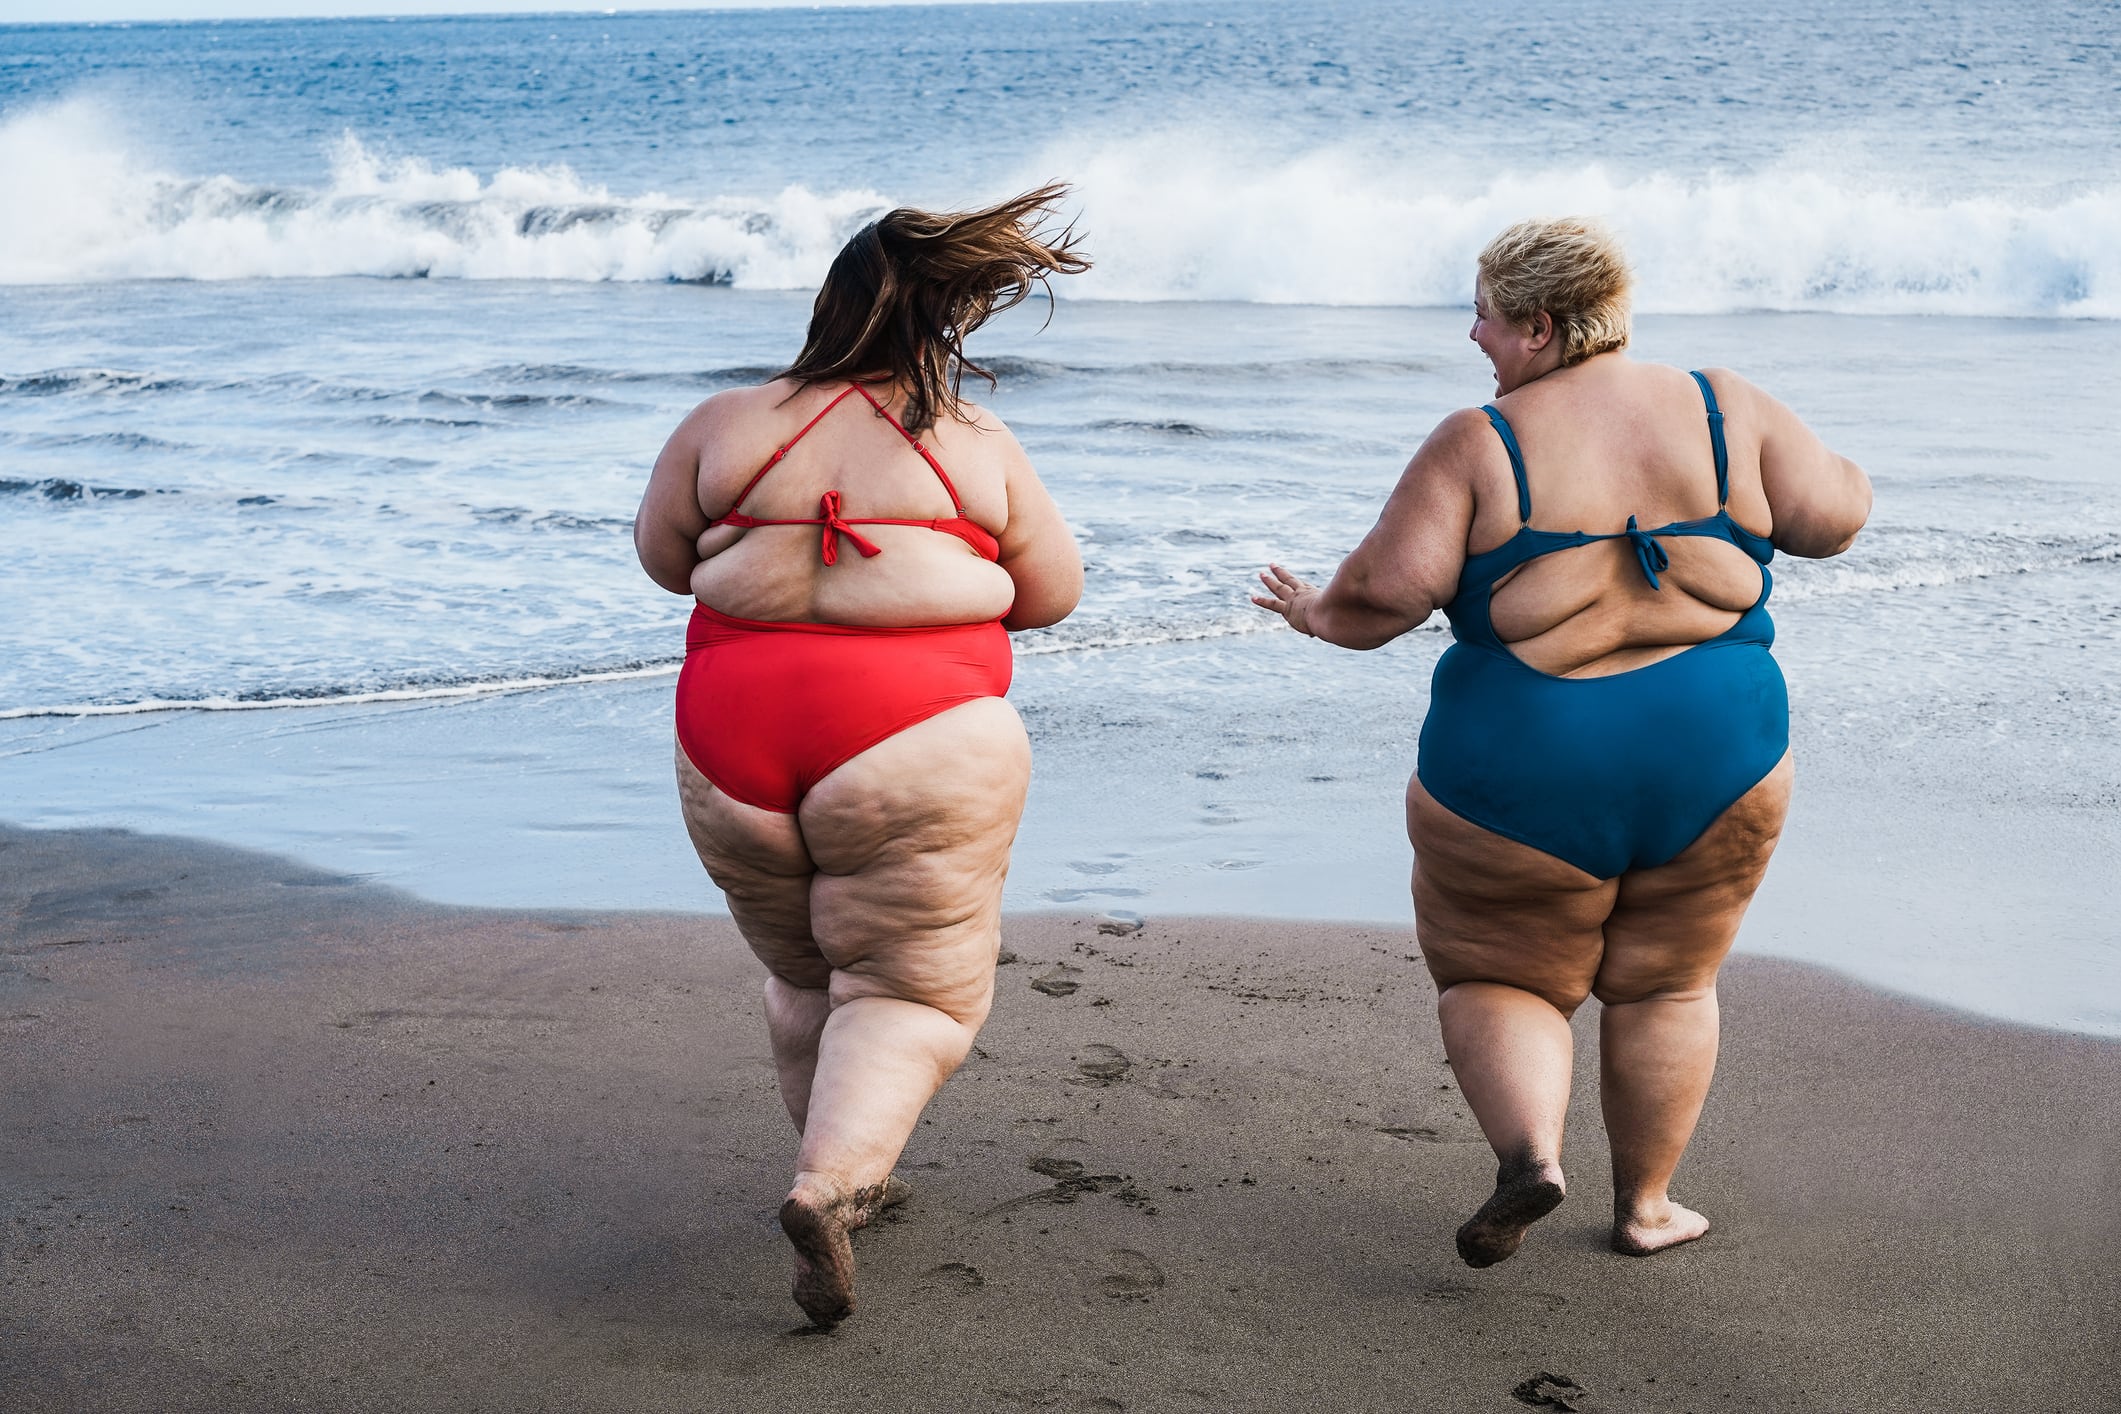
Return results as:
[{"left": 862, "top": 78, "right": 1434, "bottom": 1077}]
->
[{"left": 778, "top": 183, "right": 1091, "bottom": 435}]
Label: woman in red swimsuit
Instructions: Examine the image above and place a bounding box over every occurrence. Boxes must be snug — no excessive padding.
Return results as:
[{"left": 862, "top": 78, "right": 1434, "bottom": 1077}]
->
[{"left": 634, "top": 186, "right": 1087, "bottom": 1327}]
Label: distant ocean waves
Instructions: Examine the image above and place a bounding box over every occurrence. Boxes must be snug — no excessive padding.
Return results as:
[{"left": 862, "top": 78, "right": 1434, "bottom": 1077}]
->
[{"left": 1, "top": 98, "right": 2113, "bottom": 318}]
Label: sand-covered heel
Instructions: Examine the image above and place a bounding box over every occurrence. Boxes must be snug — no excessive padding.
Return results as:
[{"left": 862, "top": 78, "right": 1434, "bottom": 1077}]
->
[
  {"left": 1455, "top": 1171, "right": 1566, "bottom": 1268},
  {"left": 779, "top": 1194, "right": 856, "bottom": 1327}
]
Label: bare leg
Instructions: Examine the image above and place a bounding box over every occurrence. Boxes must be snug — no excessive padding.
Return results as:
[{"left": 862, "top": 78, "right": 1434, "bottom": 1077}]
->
[
  {"left": 763, "top": 976, "right": 832, "bottom": 1131},
  {"left": 1601, "top": 986, "right": 1719, "bottom": 1254},
  {"left": 676, "top": 745, "right": 828, "bottom": 1131},
  {"left": 794, "top": 997, "right": 978, "bottom": 1185},
  {"left": 1438, "top": 981, "right": 1572, "bottom": 1266},
  {"left": 781, "top": 997, "right": 983, "bottom": 1324},
  {"left": 1596, "top": 754, "right": 1792, "bottom": 1256},
  {"left": 1407, "top": 777, "right": 1615, "bottom": 1268},
  {"left": 678, "top": 713, "right": 1018, "bottom": 1329},
  {"left": 776, "top": 698, "right": 1029, "bottom": 1325}
]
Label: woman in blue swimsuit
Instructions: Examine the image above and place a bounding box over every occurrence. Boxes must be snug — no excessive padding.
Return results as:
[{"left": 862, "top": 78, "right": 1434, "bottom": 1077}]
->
[{"left": 1254, "top": 218, "right": 1871, "bottom": 1267}]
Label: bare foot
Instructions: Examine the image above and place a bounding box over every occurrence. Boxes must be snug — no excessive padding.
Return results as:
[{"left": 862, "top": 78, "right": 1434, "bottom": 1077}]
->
[
  {"left": 1455, "top": 1162, "right": 1566, "bottom": 1268},
  {"left": 778, "top": 1176, "right": 906, "bottom": 1327},
  {"left": 1611, "top": 1197, "right": 1710, "bottom": 1256},
  {"left": 779, "top": 1190, "right": 856, "bottom": 1327}
]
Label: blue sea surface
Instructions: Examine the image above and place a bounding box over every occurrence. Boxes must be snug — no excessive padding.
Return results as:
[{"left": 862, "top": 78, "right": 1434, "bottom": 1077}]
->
[{"left": 0, "top": 0, "right": 2116, "bottom": 1032}]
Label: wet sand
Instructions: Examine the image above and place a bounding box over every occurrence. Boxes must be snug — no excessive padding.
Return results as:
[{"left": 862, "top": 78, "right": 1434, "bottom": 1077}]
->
[{"left": 3, "top": 824, "right": 2114, "bottom": 1413}]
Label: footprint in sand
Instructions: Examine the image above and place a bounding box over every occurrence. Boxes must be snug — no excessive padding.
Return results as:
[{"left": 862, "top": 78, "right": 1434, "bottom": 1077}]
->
[
  {"left": 1073, "top": 1044, "right": 1132, "bottom": 1086},
  {"left": 1422, "top": 1280, "right": 1567, "bottom": 1312},
  {"left": 1143, "top": 1067, "right": 1199, "bottom": 1101},
  {"left": 919, "top": 1261, "right": 985, "bottom": 1296},
  {"left": 1379, "top": 1125, "right": 1444, "bottom": 1142},
  {"left": 1511, "top": 1372, "right": 1588, "bottom": 1411},
  {"left": 1099, "top": 1248, "right": 1165, "bottom": 1301},
  {"left": 993, "top": 1393, "right": 1125, "bottom": 1412},
  {"left": 1032, "top": 965, "right": 1083, "bottom": 997}
]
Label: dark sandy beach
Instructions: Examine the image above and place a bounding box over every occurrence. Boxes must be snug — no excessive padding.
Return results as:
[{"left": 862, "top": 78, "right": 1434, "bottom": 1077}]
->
[{"left": 3, "top": 824, "right": 2115, "bottom": 1413}]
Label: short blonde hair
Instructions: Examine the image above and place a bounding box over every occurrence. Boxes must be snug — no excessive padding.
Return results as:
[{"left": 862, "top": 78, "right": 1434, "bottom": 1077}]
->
[{"left": 1476, "top": 218, "right": 1632, "bottom": 365}]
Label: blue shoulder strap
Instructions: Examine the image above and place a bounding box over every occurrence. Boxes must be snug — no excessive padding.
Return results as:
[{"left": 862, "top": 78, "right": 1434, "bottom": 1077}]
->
[
  {"left": 1689, "top": 370, "right": 1729, "bottom": 506},
  {"left": 1480, "top": 405, "right": 1532, "bottom": 524}
]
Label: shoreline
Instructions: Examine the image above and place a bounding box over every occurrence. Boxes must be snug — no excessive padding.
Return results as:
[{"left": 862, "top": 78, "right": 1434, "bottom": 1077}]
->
[
  {"left": 6, "top": 573, "right": 2118, "bottom": 1041},
  {"left": 4, "top": 822, "right": 2114, "bottom": 1412}
]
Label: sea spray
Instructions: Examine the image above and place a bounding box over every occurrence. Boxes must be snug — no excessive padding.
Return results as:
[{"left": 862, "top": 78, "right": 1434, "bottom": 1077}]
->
[{"left": 0, "top": 99, "right": 2112, "bottom": 319}]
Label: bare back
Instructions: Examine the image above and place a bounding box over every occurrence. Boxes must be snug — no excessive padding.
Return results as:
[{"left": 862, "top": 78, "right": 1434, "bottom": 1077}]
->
[
  {"left": 1472, "top": 360, "right": 1773, "bottom": 677},
  {"left": 693, "top": 380, "right": 1015, "bottom": 625},
  {"left": 1272, "top": 353, "right": 1865, "bottom": 664},
  {"left": 636, "top": 377, "right": 1080, "bottom": 633}
]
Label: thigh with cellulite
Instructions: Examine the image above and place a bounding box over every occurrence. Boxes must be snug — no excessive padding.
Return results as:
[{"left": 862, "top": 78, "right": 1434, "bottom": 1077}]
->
[
  {"left": 796, "top": 697, "right": 1032, "bottom": 1026},
  {"left": 675, "top": 739, "right": 825, "bottom": 987},
  {"left": 1594, "top": 754, "right": 1793, "bottom": 1005},
  {"left": 1407, "top": 774, "right": 1617, "bottom": 1013}
]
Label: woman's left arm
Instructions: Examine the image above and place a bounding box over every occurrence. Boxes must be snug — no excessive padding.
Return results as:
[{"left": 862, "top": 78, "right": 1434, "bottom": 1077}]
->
[
  {"left": 634, "top": 401, "right": 718, "bottom": 595},
  {"left": 1254, "top": 409, "right": 1485, "bottom": 649},
  {"left": 992, "top": 419, "right": 1084, "bottom": 632}
]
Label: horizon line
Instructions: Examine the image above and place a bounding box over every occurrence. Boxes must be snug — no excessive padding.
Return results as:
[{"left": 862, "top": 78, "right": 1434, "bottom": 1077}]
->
[{"left": 0, "top": 0, "right": 1153, "bottom": 28}]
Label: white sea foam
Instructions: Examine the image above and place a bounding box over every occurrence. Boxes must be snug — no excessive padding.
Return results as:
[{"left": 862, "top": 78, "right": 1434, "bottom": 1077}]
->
[
  {"left": 6, "top": 531, "right": 2108, "bottom": 720},
  {"left": 1771, "top": 532, "right": 2121, "bottom": 602},
  {"left": 0, "top": 98, "right": 892, "bottom": 287},
  {"left": 0, "top": 663, "right": 684, "bottom": 722},
  {"left": 1050, "top": 136, "right": 2118, "bottom": 318},
  {"left": 0, "top": 99, "right": 2112, "bottom": 318}
]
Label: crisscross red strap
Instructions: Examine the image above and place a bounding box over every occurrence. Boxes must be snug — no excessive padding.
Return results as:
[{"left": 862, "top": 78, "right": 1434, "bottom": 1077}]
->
[
  {"left": 845, "top": 382, "right": 970, "bottom": 515},
  {"left": 708, "top": 382, "right": 994, "bottom": 564},
  {"left": 718, "top": 384, "right": 864, "bottom": 518}
]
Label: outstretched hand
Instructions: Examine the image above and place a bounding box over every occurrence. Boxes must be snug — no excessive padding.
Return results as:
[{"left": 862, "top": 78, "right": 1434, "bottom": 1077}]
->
[{"left": 1252, "top": 563, "right": 1319, "bottom": 637}]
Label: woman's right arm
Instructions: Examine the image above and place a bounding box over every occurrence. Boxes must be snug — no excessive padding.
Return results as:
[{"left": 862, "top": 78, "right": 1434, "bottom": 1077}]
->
[
  {"left": 991, "top": 424, "right": 1083, "bottom": 632},
  {"left": 634, "top": 400, "right": 719, "bottom": 595},
  {"left": 1255, "top": 409, "right": 1486, "bottom": 649},
  {"left": 1719, "top": 370, "right": 1873, "bottom": 559}
]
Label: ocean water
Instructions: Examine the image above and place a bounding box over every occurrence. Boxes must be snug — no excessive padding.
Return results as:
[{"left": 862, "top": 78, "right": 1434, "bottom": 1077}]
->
[{"left": 1, "top": 1, "right": 2117, "bottom": 1032}]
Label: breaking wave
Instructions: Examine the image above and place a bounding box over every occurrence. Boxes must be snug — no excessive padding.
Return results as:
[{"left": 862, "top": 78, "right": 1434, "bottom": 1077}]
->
[{"left": 1, "top": 98, "right": 2115, "bottom": 317}]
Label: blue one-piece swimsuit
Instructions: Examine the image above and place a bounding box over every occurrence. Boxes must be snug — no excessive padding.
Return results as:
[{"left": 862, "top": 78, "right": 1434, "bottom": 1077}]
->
[{"left": 1415, "top": 372, "right": 1789, "bottom": 880}]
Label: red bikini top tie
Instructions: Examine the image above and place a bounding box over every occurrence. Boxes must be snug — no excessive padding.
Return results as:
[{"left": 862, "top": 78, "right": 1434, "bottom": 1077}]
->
[{"left": 815, "top": 489, "right": 883, "bottom": 566}]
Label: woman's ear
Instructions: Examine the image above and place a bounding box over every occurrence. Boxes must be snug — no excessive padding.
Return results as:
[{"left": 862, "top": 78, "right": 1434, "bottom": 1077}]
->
[{"left": 1526, "top": 310, "right": 1556, "bottom": 351}]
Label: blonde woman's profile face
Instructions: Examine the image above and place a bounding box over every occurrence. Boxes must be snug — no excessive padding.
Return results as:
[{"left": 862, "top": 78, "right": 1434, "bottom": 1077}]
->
[
  {"left": 1469, "top": 285, "right": 1507, "bottom": 362},
  {"left": 1469, "top": 279, "right": 1556, "bottom": 395}
]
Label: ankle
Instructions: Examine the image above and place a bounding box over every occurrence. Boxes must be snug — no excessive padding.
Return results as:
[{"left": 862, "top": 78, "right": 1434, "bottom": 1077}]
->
[
  {"left": 789, "top": 1170, "right": 854, "bottom": 1206},
  {"left": 1613, "top": 1189, "right": 1670, "bottom": 1223},
  {"left": 1498, "top": 1155, "right": 1565, "bottom": 1191}
]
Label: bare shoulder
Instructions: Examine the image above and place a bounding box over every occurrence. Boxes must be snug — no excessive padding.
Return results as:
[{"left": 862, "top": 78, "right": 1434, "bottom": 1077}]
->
[
  {"left": 949, "top": 397, "right": 1020, "bottom": 442},
  {"left": 1358, "top": 408, "right": 1497, "bottom": 532},
  {"left": 1694, "top": 366, "right": 1817, "bottom": 445},
  {"left": 1691, "top": 365, "right": 1771, "bottom": 415},
  {"left": 675, "top": 380, "right": 793, "bottom": 442},
  {"left": 668, "top": 381, "right": 811, "bottom": 493},
  {"left": 1413, "top": 405, "right": 1506, "bottom": 480},
  {"left": 939, "top": 398, "right": 1032, "bottom": 468}
]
